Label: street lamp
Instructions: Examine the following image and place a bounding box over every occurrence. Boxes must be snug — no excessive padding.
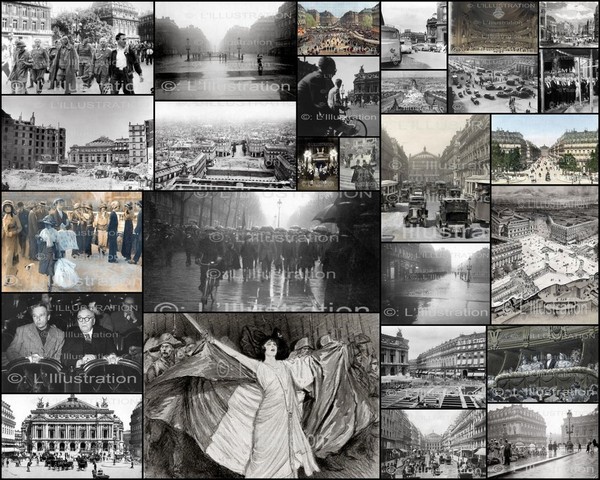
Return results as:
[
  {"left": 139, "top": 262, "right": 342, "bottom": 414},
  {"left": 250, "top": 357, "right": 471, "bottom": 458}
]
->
[
  {"left": 186, "top": 38, "right": 190, "bottom": 61},
  {"left": 237, "top": 36, "right": 241, "bottom": 60},
  {"left": 466, "top": 256, "right": 472, "bottom": 283},
  {"left": 277, "top": 199, "right": 282, "bottom": 227},
  {"left": 565, "top": 410, "right": 574, "bottom": 452}
]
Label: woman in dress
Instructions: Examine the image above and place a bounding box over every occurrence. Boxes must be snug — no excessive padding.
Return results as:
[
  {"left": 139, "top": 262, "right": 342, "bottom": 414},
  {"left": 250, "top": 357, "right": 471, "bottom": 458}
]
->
[
  {"left": 107, "top": 201, "right": 120, "bottom": 263},
  {"left": 121, "top": 201, "right": 135, "bottom": 261},
  {"left": 2, "top": 200, "right": 23, "bottom": 286},
  {"left": 202, "top": 329, "right": 319, "bottom": 479},
  {"left": 93, "top": 202, "right": 109, "bottom": 257}
]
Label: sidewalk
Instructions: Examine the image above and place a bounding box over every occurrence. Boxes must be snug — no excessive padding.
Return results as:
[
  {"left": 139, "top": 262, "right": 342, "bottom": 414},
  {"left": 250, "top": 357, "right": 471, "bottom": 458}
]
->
[{"left": 488, "top": 452, "right": 577, "bottom": 478}]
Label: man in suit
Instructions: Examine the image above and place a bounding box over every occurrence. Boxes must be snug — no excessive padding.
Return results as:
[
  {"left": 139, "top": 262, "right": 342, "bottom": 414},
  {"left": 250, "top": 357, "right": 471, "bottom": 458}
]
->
[
  {"left": 5, "top": 303, "right": 65, "bottom": 362},
  {"left": 129, "top": 200, "right": 142, "bottom": 265},
  {"left": 109, "top": 33, "right": 143, "bottom": 95},
  {"left": 544, "top": 353, "right": 556, "bottom": 369},
  {"left": 61, "top": 306, "right": 117, "bottom": 369}
]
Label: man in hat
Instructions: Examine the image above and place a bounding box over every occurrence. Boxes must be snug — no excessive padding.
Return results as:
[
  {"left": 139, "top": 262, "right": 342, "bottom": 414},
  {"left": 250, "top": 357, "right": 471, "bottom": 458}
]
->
[
  {"left": 28, "top": 202, "right": 45, "bottom": 260},
  {"left": 49, "top": 36, "right": 79, "bottom": 94},
  {"left": 8, "top": 40, "right": 32, "bottom": 94},
  {"left": 109, "top": 33, "right": 143, "bottom": 95},
  {"left": 129, "top": 200, "right": 142, "bottom": 265},
  {"left": 51, "top": 198, "right": 70, "bottom": 230},
  {"left": 146, "top": 333, "right": 182, "bottom": 382},
  {"left": 92, "top": 37, "right": 112, "bottom": 94},
  {"left": 30, "top": 38, "right": 49, "bottom": 94},
  {"left": 6, "top": 302, "right": 65, "bottom": 362},
  {"left": 61, "top": 305, "right": 117, "bottom": 369},
  {"left": 16, "top": 201, "right": 29, "bottom": 258},
  {"left": 107, "top": 200, "right": 120, "bottom": 263}
]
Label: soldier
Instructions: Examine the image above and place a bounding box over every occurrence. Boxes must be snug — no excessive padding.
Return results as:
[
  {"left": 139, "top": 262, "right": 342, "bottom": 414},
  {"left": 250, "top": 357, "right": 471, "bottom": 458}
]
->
[
  {"left": 92, "top": 37, "right": 112, "bottom": 94},
  {"left": 77, "top": 37, "right": 95, "bottom": 90},
  {"left": 30, "top": 39, "right": 50, "bottom": 94},
  {"left": 146, "top": 333, "right": 182, "bottom": 382},
  {"left": 49, "top": 36, "right": 79, "bottom": 94},
  {"left": 8, "top": 40, "right": 32, "bottom": 94}
]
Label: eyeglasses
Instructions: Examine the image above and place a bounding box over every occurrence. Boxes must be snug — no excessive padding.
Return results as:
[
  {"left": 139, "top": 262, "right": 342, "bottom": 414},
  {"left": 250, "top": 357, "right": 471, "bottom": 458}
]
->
[{"left": 77, "top": 316, "right": 94, "bottom": 323}]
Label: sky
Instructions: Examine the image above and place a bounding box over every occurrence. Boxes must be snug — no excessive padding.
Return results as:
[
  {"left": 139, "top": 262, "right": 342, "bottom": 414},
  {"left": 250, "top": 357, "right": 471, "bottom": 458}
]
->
[
  {"left": 488, "top": 404, "right": 598, "bottom": 436},
  {"left": 51, "top": 2, "right": 153, "bottom": 15},
  {"left": 429, "top": 243, "right": 490, "bottom": 266},
  {"left": 382, "top": 326, "right": 485, "bottom": 358},
  {"left": 2, "top": 395, "right": 141, "bottom": 431},
  {"left": 301, "top": 56, "right": 380, "bottom": 94},
  {"left": 382, "top": 1, "right": 438, "bottom": 32},
  {"left": 382, "top": 115, "right": 470, "bottom": 157},
  {"left": 2, "top": 97, "right": 153, "bottom": 149},
  {"left": 404, "top": 410, "right": 465, "bottom": 435},
  {"left": 300, "top": 2, "right": 377, "bottom": 18},
  {"left": 383, "top": 71, "right": 447, "bottom": 80},
  {"left": 156, "top": 102, "right": 295, "bottom": 123},
  {"left": 155, "top": 2, "right": 284, "bottom": 47},
  {"left": 545, "top": 2, "right": 598, "bottom": 27},
  {"left": 257, "top": 192, "right": 321, "bottom": 226},
  {"left": 493, "top": 115, "right": 598, "bottom": 147}
]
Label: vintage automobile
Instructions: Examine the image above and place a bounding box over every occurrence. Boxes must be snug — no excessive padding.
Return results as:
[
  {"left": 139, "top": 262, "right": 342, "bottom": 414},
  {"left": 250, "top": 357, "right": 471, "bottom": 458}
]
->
[
  {"left": 405, "top": 195, "right": 428, "bottom": 227},
  {"left": 437, "top": 197, "right": 472, "bottom": 238},
  {"left": 435, "top": 180, "right": 447, "bottom": 200},
  {"left": 381, "top": 25, "right": 402, "bottom": 66},
  {"left": 400, "top": 188, "right": 410, "bottom": 202},
  {"left": 381, "top": 180, "right": 399, "bottom": 211}
]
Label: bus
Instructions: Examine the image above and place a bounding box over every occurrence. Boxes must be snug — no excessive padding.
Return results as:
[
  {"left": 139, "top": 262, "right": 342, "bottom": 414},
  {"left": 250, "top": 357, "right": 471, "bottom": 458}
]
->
[
  {"left": 381, "top": 25, "right": 402, "bottom": 66},
  {"left": 381, "top": 180, "right": 399, "bottom": 211}
]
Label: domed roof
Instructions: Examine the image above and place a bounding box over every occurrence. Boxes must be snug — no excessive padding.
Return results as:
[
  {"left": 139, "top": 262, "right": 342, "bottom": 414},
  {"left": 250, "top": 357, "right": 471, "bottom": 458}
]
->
[
  {"left": 411, "top": 147, "right": 439, "bottom": 161},
  {"left": 41, "top": 395, "right": 105, "bottom": 412}
]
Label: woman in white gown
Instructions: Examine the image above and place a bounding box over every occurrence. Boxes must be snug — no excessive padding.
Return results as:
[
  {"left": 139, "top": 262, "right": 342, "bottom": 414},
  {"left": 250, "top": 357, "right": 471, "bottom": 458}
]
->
[{"left": 203, "top": 331, "right": 320, "bottom": 479}]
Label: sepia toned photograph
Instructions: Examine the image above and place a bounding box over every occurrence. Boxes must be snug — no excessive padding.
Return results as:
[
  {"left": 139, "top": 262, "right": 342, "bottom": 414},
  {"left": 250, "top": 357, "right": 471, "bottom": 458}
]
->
[
  {"left": 491, "top": 186, "right": 598, "bottom": 324},
  {"left": 382, "top": 243, "right": 491, "bottom": 325},
  {"left": 487, "top": 404, "right": 598, "bottom": 478},
  {"left": 340, "top": 137, "right": 380, "bottom": 190},
  {"left": 2, "top": 293, "right": 142, "bottom": 394},
  {"left": 1, "top": 394, "right": 142, "bottom": 477},
  {"left": 154, "top": 2, "right": 296, "bottom": 100},
  {"left": 2, "top": 1, "right": 154, "bottom": 95},
  {"left": 297, "top": 137, "right": 339, "bottom": 191},
  {"left": 155, "top": 102, "right": 296, "bottom": 190},
  {"left": 449, "top": 1, "right": 538, "bottom": 54},
  {"left": 492, "top": 114, "right": 599, "bottom": 184},
  {"left": 382, "top": 410, "right": 486, "bottom": 478},
  {"left": 298, "top": 2, "right": 380, "bottom": 55},
  {"left": 381, "top": 326, "right": 486, "bottom": 409},
  {"left": 487, "top": 325, "right": 598, "bottom": 403},
  {"left": 381, "top": 1, "right": 447, "bottom": 70},
  {"left": 1, "top": 192, "right": 142, "bottom": 292},
  {"left": 449, "top": 56, "right": 539, "bottom": 113},
  {"left": 298, "top": 56, "right": 380, "bottom": 137},
  {"left": 144, "top": 312, "right": 379, "bottom": 478},
  {"left": 382, "top": 70, "right": 447, "bottom": 113},
  {"left": 1, "top": 97, "right": 154, "bottom": 191},
  {"left": 540, "top": 2, "right": 599, "bottom": 48},
  {"left": 143, "top": 191, "right": 379, "bottom": 313},
  {"left": 381, "top": 115, "right": 490, "bottom": 242}
]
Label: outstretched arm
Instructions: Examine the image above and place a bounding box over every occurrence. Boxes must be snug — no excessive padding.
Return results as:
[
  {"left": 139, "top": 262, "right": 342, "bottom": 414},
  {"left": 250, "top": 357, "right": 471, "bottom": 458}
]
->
[{"left": 207, "top": 334, "right": 260, "bottom": 373}]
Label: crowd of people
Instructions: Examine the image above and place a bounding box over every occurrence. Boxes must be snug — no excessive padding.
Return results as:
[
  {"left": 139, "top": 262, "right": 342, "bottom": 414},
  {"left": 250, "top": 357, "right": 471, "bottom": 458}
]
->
[
  {"left": 2, "top": 31, "right": 152, "bottom": 94},
  {"left": 299, "top": 29, "right": 379, "bottom": 55},
  {"left": 2, "top": 198, "right": 142, "bottom": 291},
  {"left": 543, "top": 73, "right": 597, "bottom": 111},
  {"left": 299, "top": 162, "right": 337, "bottom": 187}
]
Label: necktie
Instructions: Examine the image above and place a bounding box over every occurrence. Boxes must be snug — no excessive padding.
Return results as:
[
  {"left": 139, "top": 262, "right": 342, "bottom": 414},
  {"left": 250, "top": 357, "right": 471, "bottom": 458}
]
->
[{"left": 84, "top": 333, "right": 92, "bottom": 343}]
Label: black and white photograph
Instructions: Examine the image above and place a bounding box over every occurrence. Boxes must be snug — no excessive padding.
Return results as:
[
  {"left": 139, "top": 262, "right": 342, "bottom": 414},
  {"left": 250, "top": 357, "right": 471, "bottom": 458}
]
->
[
  {"left": 297, "top": 137, "right": 339, "bottom": 190},
  {"left": 487, "top": 325, "right": 598, "bottom": 403},
  {"left": 340, "top": 137, "right": 380, "bottom": 190},
  {"left": 540, "top": 2, "right": 599, "bottom": 48},
  {"left": 143, "top": 191, "right": 379, "bottom": 313},
  {"left": 2, "top": 1, "right": 154, "bottom": 95},
  {"left": 382, "top": 243, "right": 490, "bottom": 325},
  {"left": 2, "top": 293, "right": 142, "bottom": 394},
  {"left": 298, "top": 2, "right": 380, "bottom": 55},
  {"left": 487, "top": 404, "right": 598, "bottom": 479},
  {"left": 153, "top": 2, "right": 296, "bottom": 100},
  {"left": 491, "top": 186, "right": 599, "bottom": 324},
  {"left": 1, "top": 394, "right": 142, "bottom": 477},
  {"left": 382, "top": 71, "right": 447, "bottom": 113},
  {"left": 1, "top": 192, "right": 142, "bottom": 292},
  {"left": 381, "top": 2, "right": 447, "bottom": 70},
  {"left": 381, "top": 115, "right": 490, "bottom": 242},
  {"left": 491, "top": 114, "right": 599, "bottom": 185},
  {"left": 298, "top": 56, "right": 380, "bottom": 137},
  {"left": 381, "top": 410, "right": 486, "bottom": 479},
  {"left": 1, "top": 97, "right": 154, "bottom": 191},
  {"left": 154, "top": 102, "right": 296, "bottom": 190},
  {"left": 540, "top": 48, "right": 598, "bottom": 113},
  {"left": 381, "top": 326, "right": 486, "bottom": 409},
  {"left": 144, "top": 312, "right": 379, "bottom": 478},
  {"left": 448, "top": 56, "right": 539, "bottom": 113},
  {"left": 449, "top": 1, "right": 538, "bottom": 54}
]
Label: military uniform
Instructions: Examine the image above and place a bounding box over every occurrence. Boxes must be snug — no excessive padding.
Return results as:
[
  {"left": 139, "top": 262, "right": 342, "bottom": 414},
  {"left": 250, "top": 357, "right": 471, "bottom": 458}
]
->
[
  {"left": 92, "top": 46, "right": 112, "bottom": 94},
  {"left": 30, "top": 46, "right": 49, "bottom": 93},
  {"left": 77, "top": 42, "right": 95, "bottom": 88}
]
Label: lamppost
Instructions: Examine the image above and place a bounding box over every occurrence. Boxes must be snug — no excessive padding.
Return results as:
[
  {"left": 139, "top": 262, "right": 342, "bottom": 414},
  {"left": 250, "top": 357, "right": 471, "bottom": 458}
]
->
[
  {"left": 466, "top": 256, "right": 472, "bottom": 283},
  {"left": 277, "top": 199, "right": 282, "bottom": 227},
  {"left": 186, "top": 38, "right": 190, "bottom": 61},
  {"left": 237, "top": 36, "right": 241, "bottom": 60},
  {"left": 565, "top": 410, "right": 574, "bottom": 452}
]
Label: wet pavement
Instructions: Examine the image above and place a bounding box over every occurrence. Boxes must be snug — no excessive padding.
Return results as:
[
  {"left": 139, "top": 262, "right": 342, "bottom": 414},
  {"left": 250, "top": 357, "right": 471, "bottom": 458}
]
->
[
  {"left": 145, "top": 251, "right": 328, "bottom": 312},
  {"left": 489, "top": 451, "right": 597, "bottom": 478},
  {"left": 382, "top": 274, "right": 490, "bottom": 324}
]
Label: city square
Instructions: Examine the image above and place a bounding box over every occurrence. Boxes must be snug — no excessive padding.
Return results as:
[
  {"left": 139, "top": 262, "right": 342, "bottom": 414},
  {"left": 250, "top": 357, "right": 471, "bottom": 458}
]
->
[
  {"left": 382, "top": 71, "right": 447, "bottom": 113},
  {"left": 540, "top": 2, "right": 599, "bottom": 48},
  {"left": 153, "top": 2, "right": 296, "bottom": 100}
]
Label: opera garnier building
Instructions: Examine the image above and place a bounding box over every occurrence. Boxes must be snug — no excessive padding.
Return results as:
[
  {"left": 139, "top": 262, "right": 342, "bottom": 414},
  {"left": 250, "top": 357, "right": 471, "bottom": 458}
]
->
[
  {"left": 21, "top": 395, "right": 125, "bottom": 457},
  {"left": 487, "top": 325, "right": 599, "bottom": 403}
]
